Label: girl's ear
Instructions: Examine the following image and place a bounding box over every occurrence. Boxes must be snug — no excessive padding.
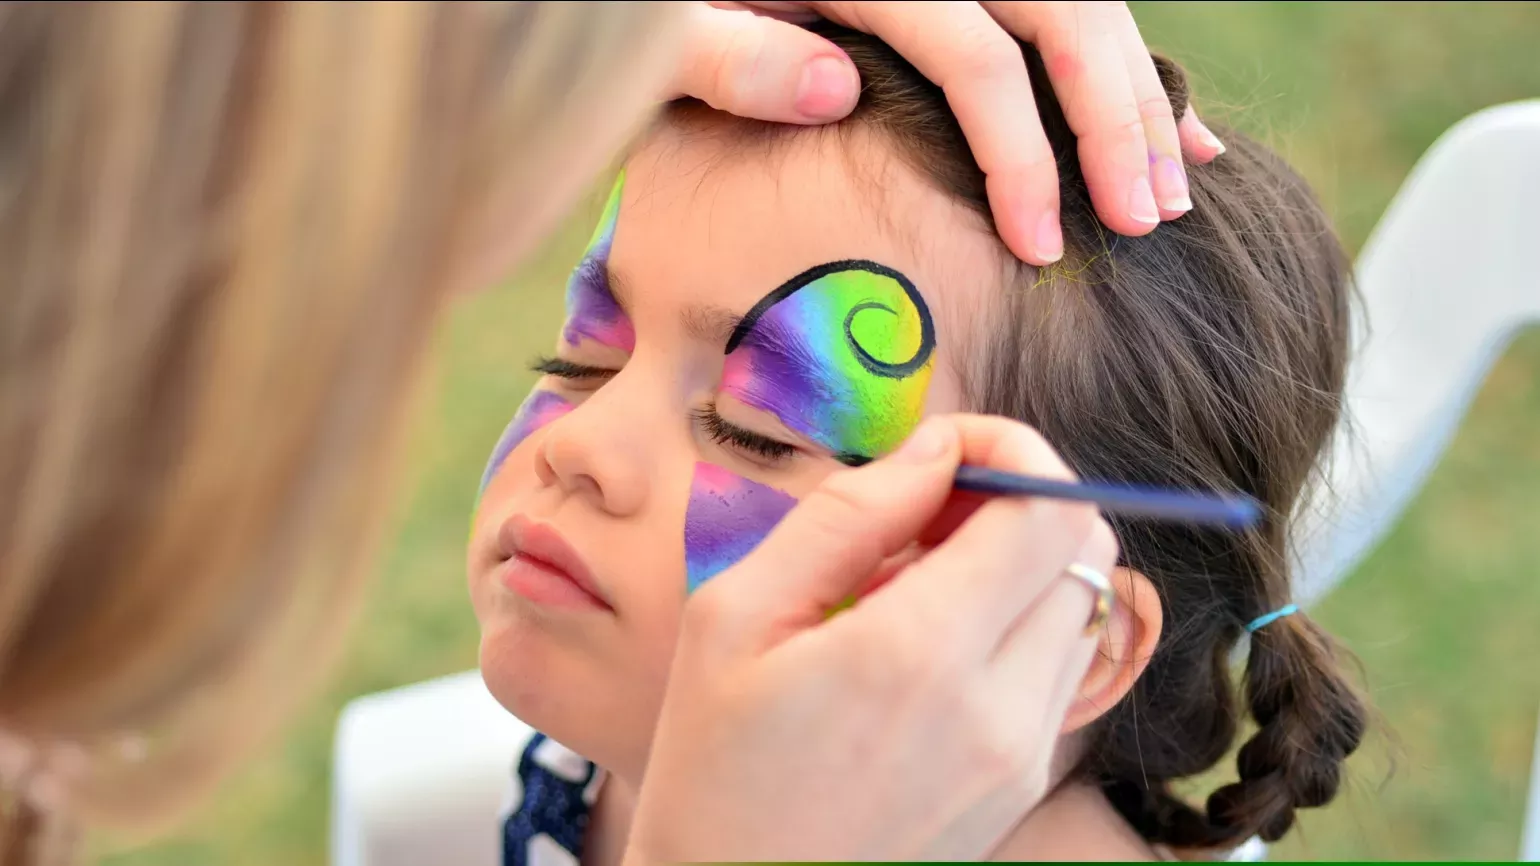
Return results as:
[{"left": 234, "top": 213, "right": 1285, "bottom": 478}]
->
[{"left": 1061, "top": 566, "right": 1163, "bottom": 733}]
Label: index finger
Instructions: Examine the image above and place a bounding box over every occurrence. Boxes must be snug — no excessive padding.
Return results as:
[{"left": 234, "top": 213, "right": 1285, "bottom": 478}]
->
[
  {"left": 986, "top": 1, "right": 1160, "bottom": 236},
  {"left": 859, "top": 414, "right": 1104, "bottom": 659},
  {"left": 809, "top": 1, "right": 1066, "bottom": 265}
]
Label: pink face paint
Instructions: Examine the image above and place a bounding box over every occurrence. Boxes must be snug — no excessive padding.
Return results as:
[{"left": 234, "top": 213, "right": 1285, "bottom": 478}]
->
[
  {"left": 480, "top": 390, "right": 572, "bottom": 494},
  {"left": 683, "top": 462, "right": 797, "bottom": 592},
  {"left": 561, "top": 174, "right": 636, "bottom": 352}
]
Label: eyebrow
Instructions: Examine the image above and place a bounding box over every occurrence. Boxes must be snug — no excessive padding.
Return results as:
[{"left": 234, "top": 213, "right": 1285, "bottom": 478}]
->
[
  {"left": 683, "top": 304, "right": 744, "bottom": 348},
  {"left": 606, "top": 261, "right": 745, "bottom": 349},
  {"left": 602, "top": 260, "right": 634, "bottom": 312}
]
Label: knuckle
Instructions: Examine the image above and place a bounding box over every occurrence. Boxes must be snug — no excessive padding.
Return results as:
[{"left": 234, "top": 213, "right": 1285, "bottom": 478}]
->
[
  {"left": 1074, "top": 0, "right": 1130, "bottom": 25},
  {"left": 693, "top": 19, "right": 763, "bottom": 111},
  {"left": 1054, "top": 498, "right": 1103, "bottom": 544},
  {"left": 1035, "top": 0, "right": 1079, "bottom": 27},
  {"left": 1002, "top": 147, "right": 1060, "bottom": 178},
  {"left": 1019, "top": 496, "right": 1100, "bottom": 559},
  {"left": 1137, "top": 93, "right": 1177, "bottom": 123},
  {"left": 1097, "top": 115, "right": 1149, "bottom": 148},
  {"left": 1042, "top": 0, "right": 1117, "bottom": 37},
  {"left": 1084, "top": 517, "right": 1121, "bottom": 570},
  {"left": 1074, "top": 115, "right": 1149, "bottom": 162},
  {"left": 997, "top": 421, "right": 1078, "bottom": 482},
  {"left": 1004, "top": 419, "right": 1053, "bottom": 452},
  {"left": 944, "top": 25, "right": 1025, "bottom": 84}
]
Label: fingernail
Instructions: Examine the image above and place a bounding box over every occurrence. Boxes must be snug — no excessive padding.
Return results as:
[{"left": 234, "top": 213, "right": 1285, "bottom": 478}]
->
[
  {"left": 889, "top": 418, "right": 949, "bottom": 464},
  {"left": 1129, "top": 175, "right": 1160, "bottom": 225},
  {"left": 1153, "top": 155, "right": 1192, "bottom": 212},
  {"left": 1034, "top": 208, "right": 1063, "bottom": 262},
  {"left": 795, "top": 55, "right": 859, "bottom": 121},
  {"left": 1197, "top": 121, "right": 1226, "bottom": 155}
]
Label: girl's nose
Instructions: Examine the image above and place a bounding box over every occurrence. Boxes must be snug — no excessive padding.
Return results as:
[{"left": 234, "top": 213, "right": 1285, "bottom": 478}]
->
[{"left": 534, "top": 378, "right": 655, "bottom": 518}]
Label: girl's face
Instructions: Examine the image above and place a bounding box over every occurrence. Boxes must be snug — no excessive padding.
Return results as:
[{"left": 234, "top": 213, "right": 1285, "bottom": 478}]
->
[{"left": 467, "top": 126, "right": 1005, "bottom": 778}]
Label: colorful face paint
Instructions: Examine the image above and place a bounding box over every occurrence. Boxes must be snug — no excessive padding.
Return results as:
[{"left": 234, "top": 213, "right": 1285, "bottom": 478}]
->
[
  {"left": 479, "top": 390, "right": 573, "bottom": 494},
  {"left": 683, "top": 462, "right": 797, "bottom": 592},
  {"left": 561, "top": 173, "right": 636, "bottom": 352},
  {"left": 721, "top": 259, "right": 935, "bottom": 462}
]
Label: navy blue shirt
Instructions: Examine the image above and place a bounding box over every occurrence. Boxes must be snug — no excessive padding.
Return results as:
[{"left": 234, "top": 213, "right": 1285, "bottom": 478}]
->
[{"left": 502, "top": 732, "right": 603, "bottom": 866}]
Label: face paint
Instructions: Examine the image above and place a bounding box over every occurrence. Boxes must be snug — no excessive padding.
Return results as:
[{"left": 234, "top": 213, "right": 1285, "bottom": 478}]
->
[
  {"left": 480, "top": 390, "right": 573, "bottom": 494},
  {"left": 721, "top": 259, "right": 935, "bottom": 462},
  {"left": 683, "top": 462, "right": 797, "bottom": 592},
  {"left": 561, "top": 173, "right": 636, "bottom": 352}
]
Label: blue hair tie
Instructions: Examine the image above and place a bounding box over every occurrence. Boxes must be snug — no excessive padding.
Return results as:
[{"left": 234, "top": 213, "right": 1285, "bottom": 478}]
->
[{"left": 1245, "top": 603, "right": 1298, "bottom": 633}]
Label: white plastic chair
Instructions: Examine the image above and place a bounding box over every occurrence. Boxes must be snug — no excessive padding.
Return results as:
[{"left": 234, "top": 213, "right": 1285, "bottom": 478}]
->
[
  {"left": 330, "top": 101, "right": 1540, "bottom": 865},
  {"left": 1291, "top": 99, "right": 1540, "bottom": 609},
  {"left": 1286, "top": 99, "right": 1540, "bottom": 860},
  {"left": 331, "top": 670, "right": 533, "bottom": 866}
]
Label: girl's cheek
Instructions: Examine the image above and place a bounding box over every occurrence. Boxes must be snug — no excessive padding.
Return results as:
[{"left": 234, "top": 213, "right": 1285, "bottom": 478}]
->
[
  {"left": 682, "top": 461, "right": 797, "bottom": 593},
  {"left": 479, "top": 390, "right": 574, "bottom": 495}
]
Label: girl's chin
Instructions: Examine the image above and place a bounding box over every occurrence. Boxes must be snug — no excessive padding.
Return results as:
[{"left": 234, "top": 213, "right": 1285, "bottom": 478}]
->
[{"left": 478, "top": 627, "right": 609, "bottom": 723}]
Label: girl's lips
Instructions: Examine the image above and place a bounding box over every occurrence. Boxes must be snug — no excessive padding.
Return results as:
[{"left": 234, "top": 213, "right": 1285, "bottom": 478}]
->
[
  {"left": 496, "top": 516, "right": 613, "bottom": 611},
  {"left": 499, "top": 554, "right": 610, "bottom": 611}
]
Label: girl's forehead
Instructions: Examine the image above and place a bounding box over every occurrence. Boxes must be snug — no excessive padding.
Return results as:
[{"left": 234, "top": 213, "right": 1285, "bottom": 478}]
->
[{"left": 612, "top": 127, "right": 1005, "bottom": 334}]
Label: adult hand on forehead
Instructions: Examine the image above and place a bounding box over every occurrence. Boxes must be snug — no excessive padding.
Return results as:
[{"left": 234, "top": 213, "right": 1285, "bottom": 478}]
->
[
  {"left": 670, "top": 1, "right": 1225, "bottom": 265},
  {"left": 625, "top": 415, "right": 1120, "bottom": 862}
]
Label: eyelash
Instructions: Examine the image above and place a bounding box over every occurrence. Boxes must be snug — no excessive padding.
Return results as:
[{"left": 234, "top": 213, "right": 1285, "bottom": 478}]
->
[
  {"left": 692, "top": 403, "right": 798, "bottom": 463},
  {"left": 530, "top": 356, "right": 617, "bottom": 381}
]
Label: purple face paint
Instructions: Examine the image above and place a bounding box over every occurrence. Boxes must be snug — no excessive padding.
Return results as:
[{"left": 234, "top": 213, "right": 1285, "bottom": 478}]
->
[
  {"left": 721, "top": 260, "right": 934, "bottom": 462},
  {"left": 479, "top": 390, "right": 572, "bottom": 494},
  {"left": 683, "top": 462, "right": 798, "bottom": 592},
  {"left": 561, "top": 173, "right": 636, "bottom": 352}
]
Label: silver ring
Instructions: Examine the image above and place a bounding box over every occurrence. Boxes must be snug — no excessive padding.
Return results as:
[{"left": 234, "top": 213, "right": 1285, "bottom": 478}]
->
[{"left": 1063, "top": 562, "right": 1114, "bottom": 636}]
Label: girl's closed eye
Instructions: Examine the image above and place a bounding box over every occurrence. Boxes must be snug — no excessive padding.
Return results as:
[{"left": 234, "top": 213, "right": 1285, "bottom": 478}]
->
[
  {"left": 530, "top": 355, "right": 617, "bottom": 390},
  {"left": 693, "top": 403, "right": 798, "bottom": 466},
  {"left": 698, "top": 402, "right": 874, "bottom": 469}
]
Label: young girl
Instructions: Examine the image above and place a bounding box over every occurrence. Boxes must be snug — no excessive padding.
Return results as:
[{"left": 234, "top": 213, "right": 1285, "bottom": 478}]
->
[{"left": 468, "top": 23, "right": 1366, "bottom": 864}]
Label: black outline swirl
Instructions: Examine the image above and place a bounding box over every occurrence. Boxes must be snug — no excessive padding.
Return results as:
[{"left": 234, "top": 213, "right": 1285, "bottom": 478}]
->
[{"left": 725, "top": 259, "right": 936, "bottom": 381}]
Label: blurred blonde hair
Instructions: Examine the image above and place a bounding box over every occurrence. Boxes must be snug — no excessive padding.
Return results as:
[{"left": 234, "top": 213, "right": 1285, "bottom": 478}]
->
[{"left": 0, "top": 1, "right": 682, "bottom": 861}]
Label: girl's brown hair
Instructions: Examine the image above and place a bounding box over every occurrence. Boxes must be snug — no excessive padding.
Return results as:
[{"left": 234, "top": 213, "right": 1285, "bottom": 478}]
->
[
  {"left": 669, "top": 22, "right": 1367, "bottom": 851},
  {"left": 0, "top": 2, "right": 682, "bottom": 862}
]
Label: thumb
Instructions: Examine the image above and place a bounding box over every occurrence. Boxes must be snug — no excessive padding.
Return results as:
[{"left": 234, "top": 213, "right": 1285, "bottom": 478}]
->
[
  {"left": 670, "top": 3, "right": 861, "bottom": 123},
  {"left": 693, "top": 418, "right": 960, "bottom": 649}
]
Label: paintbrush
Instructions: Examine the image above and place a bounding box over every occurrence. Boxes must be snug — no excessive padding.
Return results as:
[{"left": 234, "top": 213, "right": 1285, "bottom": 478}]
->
[
  {"left": 952, "top": 465, "right": 1262, "bottom": 529},
  {"left": 841, "top": 455, "right": 1263, "bottom": 529}
]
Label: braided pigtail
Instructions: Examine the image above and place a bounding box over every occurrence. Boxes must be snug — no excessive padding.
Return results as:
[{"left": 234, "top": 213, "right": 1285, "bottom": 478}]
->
[{"left": 1203, "top": 609, "right": 1367, "bottom": 842}]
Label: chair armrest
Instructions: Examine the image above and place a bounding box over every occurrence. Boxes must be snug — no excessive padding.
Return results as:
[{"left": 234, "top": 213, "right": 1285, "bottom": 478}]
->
[
  {"left": 1293, "top": 99, "right": 1540, "bottom": 605},
  {"left": 1521, "top": 702, "right": 1540, "bottom": 861},
  {"left": 331, "top": 670, "right": 529, "bottom": 866}
]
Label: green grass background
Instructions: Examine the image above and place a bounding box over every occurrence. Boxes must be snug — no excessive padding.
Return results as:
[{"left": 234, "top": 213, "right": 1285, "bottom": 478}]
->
[{"left": 99, "top": 2, "right": 1540, "bottom": 862}]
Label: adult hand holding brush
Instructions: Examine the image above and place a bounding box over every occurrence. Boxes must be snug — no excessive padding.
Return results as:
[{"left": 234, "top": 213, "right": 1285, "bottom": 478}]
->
[{"left": 630, "top": 415, "right": 1121, "bottom": 863}]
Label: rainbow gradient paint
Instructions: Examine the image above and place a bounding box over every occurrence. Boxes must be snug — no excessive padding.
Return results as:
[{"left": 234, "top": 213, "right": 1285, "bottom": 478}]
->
[
  {"left": 721, "top": 259, "right": 935, "bottom": 462},
  {"left": 561, "top": 173, "right": 635, "bottom": 352},
  {"left": 479, "top": 390, "right": 572, "bottom": 494},
  {"left": 683, "top": 462, "right": 798, "bottom": 592}
]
